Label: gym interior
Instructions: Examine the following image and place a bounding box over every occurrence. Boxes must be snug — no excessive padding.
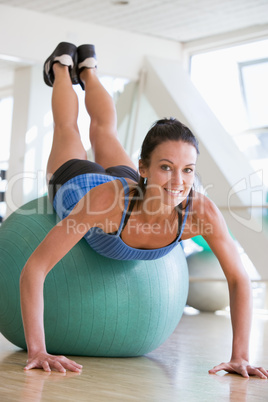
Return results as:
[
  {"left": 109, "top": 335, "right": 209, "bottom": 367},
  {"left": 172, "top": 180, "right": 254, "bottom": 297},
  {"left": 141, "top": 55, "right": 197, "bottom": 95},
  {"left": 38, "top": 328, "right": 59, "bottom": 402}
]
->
[{"left": 0, "top": 1, "right": 268, "bottom": 401}]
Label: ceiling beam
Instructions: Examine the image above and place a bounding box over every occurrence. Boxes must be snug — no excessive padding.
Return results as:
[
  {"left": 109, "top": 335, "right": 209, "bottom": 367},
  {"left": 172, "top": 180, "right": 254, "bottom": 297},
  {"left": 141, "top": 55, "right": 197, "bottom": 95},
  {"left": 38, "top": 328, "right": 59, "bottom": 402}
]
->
[{"left": 182, "top": 24, "right": 268, "bottom": 57}]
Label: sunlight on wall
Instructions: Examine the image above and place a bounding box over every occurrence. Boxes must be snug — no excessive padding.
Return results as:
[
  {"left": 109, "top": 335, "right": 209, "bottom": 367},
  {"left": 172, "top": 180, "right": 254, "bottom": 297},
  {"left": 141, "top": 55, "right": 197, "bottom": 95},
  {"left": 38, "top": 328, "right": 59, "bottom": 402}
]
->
[
  {"left": 191, "top": 39, "right": 268, "bottom": 134},
  {"left": 191, "top": 38, "right": 268, "bottom": 188},
  {"left": 0, "top": 97, "right": 13, "bottom": 165},
  {"left": 0, "top": 97, "right": 13, "bottom": 221}
]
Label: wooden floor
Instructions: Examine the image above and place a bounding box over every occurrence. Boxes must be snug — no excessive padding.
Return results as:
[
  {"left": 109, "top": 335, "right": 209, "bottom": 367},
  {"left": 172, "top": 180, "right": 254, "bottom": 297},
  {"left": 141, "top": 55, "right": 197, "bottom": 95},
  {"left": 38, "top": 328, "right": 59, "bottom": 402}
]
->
[{"left": 0, "top": 310, "right": 267, "bottom": 402}]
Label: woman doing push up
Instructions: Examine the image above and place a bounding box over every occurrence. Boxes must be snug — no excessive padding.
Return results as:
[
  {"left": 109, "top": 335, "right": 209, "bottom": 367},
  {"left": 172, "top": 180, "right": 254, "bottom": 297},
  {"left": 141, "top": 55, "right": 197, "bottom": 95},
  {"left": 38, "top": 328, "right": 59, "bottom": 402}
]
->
[{"left": 19, "top": 42, "right": 268, "bottom": 378}]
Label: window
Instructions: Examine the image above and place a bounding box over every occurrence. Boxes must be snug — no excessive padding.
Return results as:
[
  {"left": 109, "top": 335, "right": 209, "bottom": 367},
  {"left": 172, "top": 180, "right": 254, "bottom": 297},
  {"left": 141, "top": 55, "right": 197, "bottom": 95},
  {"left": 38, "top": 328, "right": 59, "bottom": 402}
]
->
[
  {"left": 239, "top": 58, "right": 268, "bottom": 129},
  {"left": 190, "top": 38, "right": 268, "bottom": 188}
]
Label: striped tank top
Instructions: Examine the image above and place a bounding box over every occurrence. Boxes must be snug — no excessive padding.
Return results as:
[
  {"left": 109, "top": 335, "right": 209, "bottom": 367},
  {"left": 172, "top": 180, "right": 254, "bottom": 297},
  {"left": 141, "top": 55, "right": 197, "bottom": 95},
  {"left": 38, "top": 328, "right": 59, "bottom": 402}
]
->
[{"left": 53, "top": 173, "right": 189, "bottom": 261}]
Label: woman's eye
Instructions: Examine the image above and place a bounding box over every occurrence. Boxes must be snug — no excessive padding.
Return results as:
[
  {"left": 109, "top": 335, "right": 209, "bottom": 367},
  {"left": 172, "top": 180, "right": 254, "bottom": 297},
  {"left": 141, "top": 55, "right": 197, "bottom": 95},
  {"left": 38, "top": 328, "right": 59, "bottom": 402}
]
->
[
  {"left": 161, "top": 165, "right": 171, "bottom": 171},
  {"left": 184, "top": 168, "right": 193, "bottom": 173}
]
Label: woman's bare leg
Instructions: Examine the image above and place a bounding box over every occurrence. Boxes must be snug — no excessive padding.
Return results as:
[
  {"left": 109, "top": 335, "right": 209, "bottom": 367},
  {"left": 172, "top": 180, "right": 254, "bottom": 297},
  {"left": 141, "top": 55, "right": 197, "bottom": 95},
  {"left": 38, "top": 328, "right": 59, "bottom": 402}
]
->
[
  {"left": 46, "top": 63, "right": 87, "bottom": 183},
  {"left": 80, "top": 68, "right": 136, "bottom": 170}
]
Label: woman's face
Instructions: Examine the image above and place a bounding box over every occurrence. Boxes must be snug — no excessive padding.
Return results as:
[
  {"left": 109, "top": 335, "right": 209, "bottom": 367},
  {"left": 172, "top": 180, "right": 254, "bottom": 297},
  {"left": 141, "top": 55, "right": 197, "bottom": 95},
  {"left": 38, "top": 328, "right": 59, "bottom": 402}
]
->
[{"left": 139, "top": 140, "right": 197, "bottom": 209}]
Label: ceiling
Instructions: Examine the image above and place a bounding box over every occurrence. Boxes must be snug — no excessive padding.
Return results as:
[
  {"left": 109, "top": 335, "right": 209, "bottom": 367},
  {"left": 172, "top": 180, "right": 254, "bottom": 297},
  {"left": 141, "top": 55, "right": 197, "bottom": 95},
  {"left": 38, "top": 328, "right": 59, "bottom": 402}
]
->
[
  {"left": 0, "top": 0, "right": 267, "bottom": 82},
  {"left": 0, "top": 0, "right": 268, "bottom": 43}
]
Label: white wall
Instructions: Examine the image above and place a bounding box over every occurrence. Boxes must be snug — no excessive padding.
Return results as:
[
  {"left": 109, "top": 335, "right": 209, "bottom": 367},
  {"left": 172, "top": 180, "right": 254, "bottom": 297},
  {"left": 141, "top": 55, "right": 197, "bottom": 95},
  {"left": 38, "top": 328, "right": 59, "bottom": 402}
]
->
[{"left": 0, "top": 4, "right": 182, "bottom": 213}]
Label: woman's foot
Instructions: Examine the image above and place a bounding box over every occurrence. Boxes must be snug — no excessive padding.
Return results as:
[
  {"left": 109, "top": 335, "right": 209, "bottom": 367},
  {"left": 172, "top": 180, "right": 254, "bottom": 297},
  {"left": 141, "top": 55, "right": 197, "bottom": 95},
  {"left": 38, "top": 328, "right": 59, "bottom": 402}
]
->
[
  {"left": 77, "top": 44, "right": 97, "bottom": 90},
  {"left": 43, "top": 42, "right": 77, "bottom": 87}
]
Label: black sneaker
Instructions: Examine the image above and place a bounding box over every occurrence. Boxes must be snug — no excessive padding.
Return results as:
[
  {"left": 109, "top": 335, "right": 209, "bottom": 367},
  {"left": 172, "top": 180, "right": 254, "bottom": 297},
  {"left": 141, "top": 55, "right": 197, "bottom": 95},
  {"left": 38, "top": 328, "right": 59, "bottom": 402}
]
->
[
  {"left": 77, "top": 44, "right": 97, "bottom": 90},
  {"left": 43, "top": 42, "right": 77, "bottom": 87}
]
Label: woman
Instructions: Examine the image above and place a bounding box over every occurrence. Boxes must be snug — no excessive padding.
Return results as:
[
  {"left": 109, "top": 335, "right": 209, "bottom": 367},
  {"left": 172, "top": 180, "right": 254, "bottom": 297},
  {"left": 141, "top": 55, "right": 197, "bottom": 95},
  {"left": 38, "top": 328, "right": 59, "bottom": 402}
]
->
[{"left": 20, "top": 42, "right": 267, "bottom": 378}]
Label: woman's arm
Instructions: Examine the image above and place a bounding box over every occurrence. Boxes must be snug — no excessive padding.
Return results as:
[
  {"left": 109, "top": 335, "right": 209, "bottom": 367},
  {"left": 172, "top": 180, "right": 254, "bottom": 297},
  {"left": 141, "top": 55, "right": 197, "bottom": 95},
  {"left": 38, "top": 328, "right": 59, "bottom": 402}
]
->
[
  {"left": 193, "top": 195, "right": 268, "bottom": 379},
  {"left": 20, "top": 181, "right": 123, "bottom": 372},
  {"left": 20, "top": 213, "right": 88, "bottom": 372}
]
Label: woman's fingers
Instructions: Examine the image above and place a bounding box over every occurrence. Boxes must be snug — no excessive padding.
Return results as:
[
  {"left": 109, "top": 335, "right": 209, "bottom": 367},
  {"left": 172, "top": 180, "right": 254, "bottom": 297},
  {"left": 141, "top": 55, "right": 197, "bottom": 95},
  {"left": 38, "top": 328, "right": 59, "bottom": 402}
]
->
[
  {"left": 238, "top": 366, "right": 249, "bottom": 378},
  {"left": 41, "top": 360, "right": 52, "bottom": 372},
  {"left": 247, "top": 366, "right": 268, "bottom": 379},
  {"left": 24, "top": 353, "right": 83, "bottom": 373},
  {"left": 55, "top": 356, "right": 83, "bottom": 372},
  {"left": 259, "top": 367, "right": 268, "bottom": 378},
  {"left": 24, "top": 359, "right": 45, "bottom": 371},
  {"left": 209, "top": 361, "right": 268, "bottom": 379},
  {"left": 208, "top": 362, "right": 230, "bottom": 374}
]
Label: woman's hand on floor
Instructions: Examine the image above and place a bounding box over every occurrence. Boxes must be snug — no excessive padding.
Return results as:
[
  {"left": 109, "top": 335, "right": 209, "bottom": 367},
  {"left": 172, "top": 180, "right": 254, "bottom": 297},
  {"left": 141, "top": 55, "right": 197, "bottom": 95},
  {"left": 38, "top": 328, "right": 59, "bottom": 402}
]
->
[
  {"left": 209, "top": 359, "right": 268, "bottom": 379},
  {"left": 24, "top": 352, "right": 83, "bottom": 373}
]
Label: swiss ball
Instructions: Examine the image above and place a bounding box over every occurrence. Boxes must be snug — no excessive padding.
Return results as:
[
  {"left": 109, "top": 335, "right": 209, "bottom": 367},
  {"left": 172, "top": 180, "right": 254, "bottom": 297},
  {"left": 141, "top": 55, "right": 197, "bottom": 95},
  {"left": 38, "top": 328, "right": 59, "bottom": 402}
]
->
[
  {"left": 187, "top": 238, "right": 229, "bottom": 312},
  {"left": 0, "top": 196, "right": 189, "bottom": 357}
]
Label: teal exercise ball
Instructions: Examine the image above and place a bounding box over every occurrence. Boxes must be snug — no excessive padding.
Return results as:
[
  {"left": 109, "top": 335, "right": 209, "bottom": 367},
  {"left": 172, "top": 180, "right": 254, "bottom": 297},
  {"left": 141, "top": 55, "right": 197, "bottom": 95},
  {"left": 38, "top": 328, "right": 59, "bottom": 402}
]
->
[{"left": 0, "top": 196, "right": 189, "bottom": 357}]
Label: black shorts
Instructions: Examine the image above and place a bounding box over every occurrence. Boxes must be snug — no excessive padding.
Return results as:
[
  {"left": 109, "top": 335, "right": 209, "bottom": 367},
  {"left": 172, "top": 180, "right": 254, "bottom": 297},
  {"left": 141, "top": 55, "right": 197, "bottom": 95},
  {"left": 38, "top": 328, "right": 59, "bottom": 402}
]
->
[{"left": 48, "top": 159, "right": 140, "bottom": 203}]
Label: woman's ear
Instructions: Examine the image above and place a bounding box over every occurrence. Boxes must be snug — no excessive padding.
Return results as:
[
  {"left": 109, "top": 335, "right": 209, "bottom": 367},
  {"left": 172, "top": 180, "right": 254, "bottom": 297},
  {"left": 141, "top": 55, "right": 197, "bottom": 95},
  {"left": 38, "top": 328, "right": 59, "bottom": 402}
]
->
[{"left": 138, "top": 160, "right": 147, "bottom": 178}]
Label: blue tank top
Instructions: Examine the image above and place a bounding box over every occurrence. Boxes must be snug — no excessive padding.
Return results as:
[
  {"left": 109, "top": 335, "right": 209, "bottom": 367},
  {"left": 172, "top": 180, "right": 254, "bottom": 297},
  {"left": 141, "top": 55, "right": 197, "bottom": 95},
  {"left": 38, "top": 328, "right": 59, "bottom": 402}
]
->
[{"left": 53, "top": 173, "right": 189, "bottom": 261}]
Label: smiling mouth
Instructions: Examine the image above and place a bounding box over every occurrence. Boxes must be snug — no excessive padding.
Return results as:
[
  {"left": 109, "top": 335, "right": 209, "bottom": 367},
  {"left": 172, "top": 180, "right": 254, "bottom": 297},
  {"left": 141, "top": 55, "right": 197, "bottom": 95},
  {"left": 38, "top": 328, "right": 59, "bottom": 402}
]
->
[{"left": 164, "top": 188, "right": 184, "bottom": 196}]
